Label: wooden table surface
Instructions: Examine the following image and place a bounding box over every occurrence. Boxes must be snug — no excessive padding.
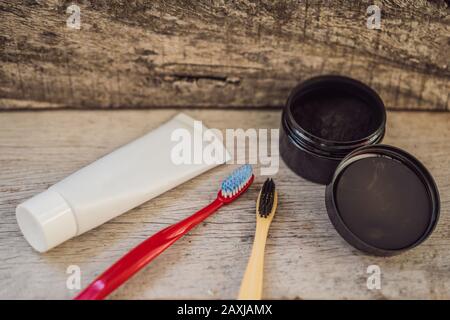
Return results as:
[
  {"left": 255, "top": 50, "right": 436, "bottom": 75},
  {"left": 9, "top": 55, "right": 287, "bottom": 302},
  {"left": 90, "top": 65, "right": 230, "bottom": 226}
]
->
[{"left": 0, "top": 109, "right": 449, "bottom": 299}]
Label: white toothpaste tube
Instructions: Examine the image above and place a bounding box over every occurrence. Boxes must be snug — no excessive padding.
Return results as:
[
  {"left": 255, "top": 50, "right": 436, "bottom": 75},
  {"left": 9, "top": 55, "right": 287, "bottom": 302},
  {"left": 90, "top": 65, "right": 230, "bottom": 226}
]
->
[{"left": 16, "top": 113, "right": 229, "bottom": 252}]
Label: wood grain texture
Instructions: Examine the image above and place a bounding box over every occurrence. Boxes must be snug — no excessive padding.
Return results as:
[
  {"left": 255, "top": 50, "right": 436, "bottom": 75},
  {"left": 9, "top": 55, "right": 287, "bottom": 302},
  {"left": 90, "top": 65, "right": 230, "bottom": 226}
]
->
[
  {"left": 0, "top": 0, "right": 449, "bottom": 111},
  {"left": 0, "top": 108, "right": 449, "bottom": 299}
]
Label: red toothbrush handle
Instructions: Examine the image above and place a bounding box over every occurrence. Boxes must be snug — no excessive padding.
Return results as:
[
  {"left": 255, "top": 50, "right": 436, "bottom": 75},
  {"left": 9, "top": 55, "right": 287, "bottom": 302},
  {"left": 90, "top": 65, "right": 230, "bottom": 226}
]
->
[{"left": 75, "top": 197, "right": 224, "bottom": 300}]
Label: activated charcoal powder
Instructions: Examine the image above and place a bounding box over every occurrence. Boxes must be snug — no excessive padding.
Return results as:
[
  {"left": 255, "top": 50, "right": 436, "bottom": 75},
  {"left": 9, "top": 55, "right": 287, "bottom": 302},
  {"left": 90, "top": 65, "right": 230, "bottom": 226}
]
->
[{"left": 291, "top": 87, "right": 383, "bottom": 142}]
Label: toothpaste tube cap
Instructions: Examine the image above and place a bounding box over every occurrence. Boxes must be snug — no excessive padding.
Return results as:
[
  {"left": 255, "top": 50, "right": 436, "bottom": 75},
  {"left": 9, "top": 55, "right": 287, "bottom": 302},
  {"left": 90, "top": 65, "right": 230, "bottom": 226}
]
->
[{"left": 16, "top": 190, "right": 77, "bottom": 252}]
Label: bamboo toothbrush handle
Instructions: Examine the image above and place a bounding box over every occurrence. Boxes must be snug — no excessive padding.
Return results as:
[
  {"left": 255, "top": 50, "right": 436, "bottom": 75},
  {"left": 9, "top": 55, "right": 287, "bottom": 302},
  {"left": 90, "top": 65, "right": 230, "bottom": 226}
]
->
[{"left": 238, "top": 222, "right": 270, "bottom": 300}]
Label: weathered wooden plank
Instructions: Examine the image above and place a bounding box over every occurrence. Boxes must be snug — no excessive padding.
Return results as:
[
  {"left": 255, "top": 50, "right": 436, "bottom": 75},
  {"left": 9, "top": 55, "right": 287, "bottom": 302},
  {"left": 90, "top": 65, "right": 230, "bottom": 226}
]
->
[
  {"left": 0, "top": 109, "right": 449, "bottom": 299},
  {"left": 0, "top": 1, "right": 449, "bottom": 111}
]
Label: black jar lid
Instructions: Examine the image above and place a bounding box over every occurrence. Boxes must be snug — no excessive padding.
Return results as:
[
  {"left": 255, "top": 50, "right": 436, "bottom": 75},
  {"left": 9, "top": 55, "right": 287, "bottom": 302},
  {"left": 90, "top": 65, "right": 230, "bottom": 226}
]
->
[{"left": 325, "top": 145, "right": 440, "bottom": 256}]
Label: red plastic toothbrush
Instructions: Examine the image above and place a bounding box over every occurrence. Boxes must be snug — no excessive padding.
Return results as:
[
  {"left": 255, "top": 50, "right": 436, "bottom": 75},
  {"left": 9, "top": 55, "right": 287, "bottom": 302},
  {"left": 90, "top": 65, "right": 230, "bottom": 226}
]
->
[{"left": 75, "top": 164, "right": 254, "bottom": 300}]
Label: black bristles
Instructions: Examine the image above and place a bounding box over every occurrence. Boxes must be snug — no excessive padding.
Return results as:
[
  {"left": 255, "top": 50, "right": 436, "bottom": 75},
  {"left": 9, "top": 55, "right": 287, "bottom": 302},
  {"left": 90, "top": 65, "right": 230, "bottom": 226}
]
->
[{"left": 258, "top": 178, "right": 276, "bottom": 218}]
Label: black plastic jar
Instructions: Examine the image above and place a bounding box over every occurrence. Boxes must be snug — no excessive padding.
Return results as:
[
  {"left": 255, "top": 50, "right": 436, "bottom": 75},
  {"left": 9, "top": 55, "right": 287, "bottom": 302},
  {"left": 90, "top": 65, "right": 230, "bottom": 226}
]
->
[{"left": 280, "top": 75, "right": 386, "bottom": 184}]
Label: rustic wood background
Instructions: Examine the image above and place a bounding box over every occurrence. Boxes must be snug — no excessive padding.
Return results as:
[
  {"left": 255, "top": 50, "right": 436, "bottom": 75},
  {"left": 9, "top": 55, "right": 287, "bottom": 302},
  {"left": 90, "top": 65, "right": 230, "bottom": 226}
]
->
[
  {"left": 0, "top": 109, "right": 449, "bottom": 299},
  {"left": 0, "top": 0, "right": 449, "bottom": 110}
]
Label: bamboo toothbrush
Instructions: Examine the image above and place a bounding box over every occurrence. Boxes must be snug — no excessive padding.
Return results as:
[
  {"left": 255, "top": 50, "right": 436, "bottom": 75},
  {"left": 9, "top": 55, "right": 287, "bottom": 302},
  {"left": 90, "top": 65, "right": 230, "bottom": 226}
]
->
[
  {"left": 75, "top": 164, "right": 254, "bottom": 300},
  {"left": 238, "top": 178, "right": 277, "bottom": 300}
]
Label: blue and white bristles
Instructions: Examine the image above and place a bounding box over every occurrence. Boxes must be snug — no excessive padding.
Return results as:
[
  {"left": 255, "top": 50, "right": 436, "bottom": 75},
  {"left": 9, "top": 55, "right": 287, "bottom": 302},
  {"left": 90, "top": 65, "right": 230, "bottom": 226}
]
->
[{"left": 220, "top": 165, "right": 253, "bottom": 198}]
